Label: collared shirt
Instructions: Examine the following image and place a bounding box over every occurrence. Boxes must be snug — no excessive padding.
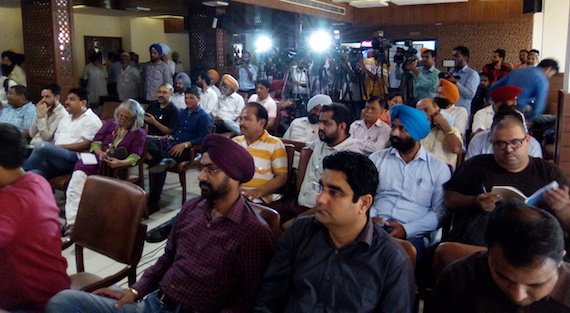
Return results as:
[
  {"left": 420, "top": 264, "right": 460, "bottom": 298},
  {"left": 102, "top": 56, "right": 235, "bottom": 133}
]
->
[
  {"left": 248, "top": 94, "right": 277, "bottom": 118},
  {"left": 213, "top": 92, "right": 245, "bottom": 121},
  {"left": 465, "top": 130, "right": 543, "bottom": 161},
  {"left": 481, "top": 63, "right": 511, "bottom": 84},
  {"left": 0, "top": 76, "right": 17, "bottom": 106},
  {"left": 421, "top": 127, "right": 463, "bottom": 170},
  {"left": 199, "top": 86, "right": 218, "bottom": 114},
  {"left": 171, "top": 92, "right": 185, "bottom": 110},
  {"left": 369, "top": 147, "right": 450, "bottom": 239},
  {"left": 471, "top": 106, "right": 527, "bottom": 133},
  {"left": 254, "top": 216, "right": 416, "bottom": 313},
  {"left": 363, "top": 58, "right": 390, "bottom": 98},
  {"left": 349, "top": 119, "right": 391, "bottom": 155},
  {"left": 291, "top": 65, "right": 308, "bottom": 95},
  {"left": 234, "top": 131, "right": 288, "bottom": 202},
  {"left": 283, "top": 117, "right": 319, "bottom": 143},
  {"left": 450, "top": 65, "right": 480, "bottom": 114},
  {"left": 54, "top": 108, "right": 102, "bottom": 146},
  {"left": 0, "top": 102, "right": 36, "bottom": 132},
  {"left": 298, "top": 137, "right": 360, "bottom": 208},
  {"left": 395, "top": 65, "right": 440, "bottom": 100},
  {"left": 132, "top": 195, "right": 274, "bottom": 312},
  {"left": 432, "top": 251, "right": 570, "bottom": 313},
  {"left": 487, "top": 67, "right": 549, "bottom": 121},
  {"left": 238, "top": 64, "right": 258, "bottom": 91},
  {"left": 141, "top": 60, "right": 173, "bottom": 101},
  {"left": 29, "top": 103, "right": 67, "bottom": 145},
  {"left": 145, "top": 101, "right": 179, "bottom": 136},
  {"left": 173, "top": 106, "right": 212, "bottom": 146},
  {"left": 442, "top": 104, "right": 469, "bottom": 139},
  {"left": 117, "top": 65, "right": 141, "bottom": 101}
]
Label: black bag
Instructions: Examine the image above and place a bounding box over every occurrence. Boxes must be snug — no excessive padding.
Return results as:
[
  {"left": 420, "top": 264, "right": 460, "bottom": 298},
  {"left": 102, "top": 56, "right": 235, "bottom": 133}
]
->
[{"left": 106, "top": 146, "right": 128, "bottom": 160}]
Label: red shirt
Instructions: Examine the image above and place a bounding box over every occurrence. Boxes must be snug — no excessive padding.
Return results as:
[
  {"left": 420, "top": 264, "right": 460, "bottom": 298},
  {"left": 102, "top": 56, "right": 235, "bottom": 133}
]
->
[
  {"left": 482, "top": 63, "right": 511, "bottom": 84},
  {"left": 0, "top": 173, "right": 70, "bottom": 312}
]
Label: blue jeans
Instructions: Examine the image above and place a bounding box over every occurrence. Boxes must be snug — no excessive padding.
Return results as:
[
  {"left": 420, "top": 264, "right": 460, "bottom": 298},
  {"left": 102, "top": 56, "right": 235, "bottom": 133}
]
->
[
  {"left": 45, "top": 290, "right": 173, "bottom": 313},
  {"left": 23, "top": 142, "right": 79, "bottom": 179}
]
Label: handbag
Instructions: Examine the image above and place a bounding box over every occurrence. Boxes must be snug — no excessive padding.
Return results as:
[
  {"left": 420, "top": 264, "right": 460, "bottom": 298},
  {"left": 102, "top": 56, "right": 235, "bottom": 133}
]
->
[{"left": 106, "top": 146, "right": 128, "bottom": 160}]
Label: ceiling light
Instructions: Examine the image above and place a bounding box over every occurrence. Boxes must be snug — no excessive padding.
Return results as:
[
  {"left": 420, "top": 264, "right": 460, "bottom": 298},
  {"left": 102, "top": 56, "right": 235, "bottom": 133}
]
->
[
  {"left": 349, "top": 0, "right": 389, "bottom": 8},
  {"left": 202, "top": 1, "right": 230, "bottom": 7},
  {"left": 126, "top": 6, "right": 151, "bottom": 12},
  {"left": 149, "top": 15, "right": 184, "bottom": 19}
]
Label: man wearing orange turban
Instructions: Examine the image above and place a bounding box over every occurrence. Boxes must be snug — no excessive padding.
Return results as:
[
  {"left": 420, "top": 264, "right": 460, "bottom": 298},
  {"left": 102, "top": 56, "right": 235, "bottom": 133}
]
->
[
  {"left": 436, "top": 78, "right": 469, "bottom": 140},
  {"left": 210, "top": 74, "right": 245, "bottom": 135}
]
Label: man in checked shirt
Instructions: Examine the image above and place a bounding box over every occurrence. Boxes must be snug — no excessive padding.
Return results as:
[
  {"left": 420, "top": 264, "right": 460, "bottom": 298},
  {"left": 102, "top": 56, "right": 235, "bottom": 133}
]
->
[{"left": 46, "top": 134, "right": 275, "bottom": 313}]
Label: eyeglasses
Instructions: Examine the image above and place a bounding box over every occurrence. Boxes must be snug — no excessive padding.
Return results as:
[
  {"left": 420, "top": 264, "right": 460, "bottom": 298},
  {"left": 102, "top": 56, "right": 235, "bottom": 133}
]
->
[
  {"left": 199, "top": 165, "right": 221, "bottom": 175},
  {"left": 118, "top": 114, "right": 133, "bottom": 120},
  {"left": 492, "top": 137, "right": 526, "bottom": 150},
  {"left": 312, "top": 181, "right": 346, "bottom": 198}
]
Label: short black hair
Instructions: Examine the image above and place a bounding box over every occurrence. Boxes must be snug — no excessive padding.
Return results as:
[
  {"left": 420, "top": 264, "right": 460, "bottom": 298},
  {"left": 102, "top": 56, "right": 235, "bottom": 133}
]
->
[
  {"left": 184, "top": 85, "right": 200, "bottom": 97},
  {"left": 199, "top": 72, "right": 212, "bottom": 85},
  {"left": 89, "top": 51, "right": 103, "bottom": 62},
  {"left": 68, "top": 88, "right": 89, "bottom": 103},
  {"left": 538, "top": 59, "right": 559, "bottom": 73},
  {"left": 491, "top": 109, "right": 526, "bottom": 135},
  {"left": 367, "top": 95, "right": 386, "bottom": 109},
  {"left": 529, "top": 49, "right": 540, "bottom": 55},
  {"left": 256, "top": 79, "right": 270, "bottom": 89},
  {"left": 453, "top": 46, "right": 470, "bottom": 58},
  {"left": 480, "top": 72, "right": 491, "bottom": 80},
  {"left": 0, "top": 123, "right": 27, "bottom": 169},
  {"left": 387, "top": 91, "right": 402, "bottom": 101},
  {"left": 422, "top": 49, "right": 436, "bottom": 58},
  {"left": 42, "top": 83, "right": 62, "bottom": 96},
  {"left": 486, "top": 199, "right": 565, "bottom": 266},
  {"left": 245, "top": 102, "right": 268, "bottom": 128},
  {"left": 321, "top": 103, "right": 353, "bottom": 136},
  {"left": 10, "top": 85, "right": 32, "bottom": 102},
  {"left": 322, "top": 151, "right": 379, "bottom": 203},
  {"left": 494, "top": 49, "right": 506, "bottom": 59},
  {"left": 519, "top": 49, "right": 529, "bottom": 53}
]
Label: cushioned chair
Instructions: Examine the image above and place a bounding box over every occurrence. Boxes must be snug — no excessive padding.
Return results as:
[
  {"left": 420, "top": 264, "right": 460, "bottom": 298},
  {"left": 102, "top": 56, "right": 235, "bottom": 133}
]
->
[
  {"left": 67, "top": 175, "right": 147, "bottom": 292},
  {"left": 247, "top": 200, "right": 282, "bottom": 245},
  {"left": 432, "top": 241, "right": 487, "bottom": 280},
  {"left": 395, "top": 238, "right": 417, "bottom": 269}
]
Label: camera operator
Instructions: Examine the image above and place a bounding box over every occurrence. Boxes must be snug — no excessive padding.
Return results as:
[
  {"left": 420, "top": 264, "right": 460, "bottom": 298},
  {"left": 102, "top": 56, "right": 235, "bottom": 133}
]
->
[
  {"left": 235, "top": 51, "right": 258, "bottom": 97},
  {"left": 357, "top": 49, "right": 390, "bottom": 99},
  {"left": 395, "top": 49, "right": 440, "bottom": 104},
  {"left": 440, "top": 46, "right": 480, "bottom": 115},
  {"left": 290, "top": 56, "right": 310, "bottom": 116}
]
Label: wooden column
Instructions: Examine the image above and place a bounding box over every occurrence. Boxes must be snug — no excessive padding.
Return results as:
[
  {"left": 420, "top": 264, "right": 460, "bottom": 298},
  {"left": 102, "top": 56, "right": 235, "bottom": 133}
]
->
[
  {"left": 554, "top": 91, "right": 570, "bottom": 178},
  {"left": 20, "top": 0, "right": 76, "bottom": 101},
  {"left": 187, "top": 7, "right": 227, "bottom": 73}
]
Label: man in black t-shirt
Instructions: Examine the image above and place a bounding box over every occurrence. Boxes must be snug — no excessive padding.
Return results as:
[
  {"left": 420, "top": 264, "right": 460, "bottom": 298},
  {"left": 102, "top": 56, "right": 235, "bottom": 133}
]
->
[
  {"left": 444, "top": 111, "right": 570, "bottom": 246},
  {"left": 144, "top": 83, "right": 178, "bottom": 136}
]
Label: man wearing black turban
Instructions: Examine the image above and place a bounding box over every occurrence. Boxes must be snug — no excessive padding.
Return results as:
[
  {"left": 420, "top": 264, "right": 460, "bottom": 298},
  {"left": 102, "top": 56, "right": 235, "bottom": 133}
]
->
[{"left": 1, "top": 51, "right": 27, "bottom": 86}]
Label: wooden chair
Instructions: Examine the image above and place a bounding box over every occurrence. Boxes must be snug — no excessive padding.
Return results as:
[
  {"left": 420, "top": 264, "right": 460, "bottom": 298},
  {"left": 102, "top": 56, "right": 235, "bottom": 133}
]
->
[
  {"left": 395, "top": 238, "right": 417, "bottom": 269},
  {"left": 167, "top": 145, "right": 201, "bottom": 205},
  {"left": 248, "top": 201, "right": 282, "bottom": 245},
  {"left": 67, "top": 175, "right": 147, "bottom": 292},
  {"left": 273, "top": 143, "right": 295, "bottom": 196},
  {"left": 103, "top": 141, "right": 149, "bottom": 189},
  {"left": 295, "top": 147, "right": 313, "bottom": 196},
  {"left": 432, "top": 242, "right": 487, "bottom": 280}
]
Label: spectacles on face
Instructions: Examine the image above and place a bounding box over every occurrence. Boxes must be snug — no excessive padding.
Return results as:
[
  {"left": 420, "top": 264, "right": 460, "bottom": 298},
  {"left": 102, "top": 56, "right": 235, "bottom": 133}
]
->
[
  {"left": 312, "top": 181, "right": 346, "bottom": 198},
  {"left": 492, "top": 137, "right": 526, "bottom": 150},
  {"left": 199, "top": 164, "right": 221, "bottom": 175},
  {"left": 119, "top": 113, "right": 133, "bottom": 120}
]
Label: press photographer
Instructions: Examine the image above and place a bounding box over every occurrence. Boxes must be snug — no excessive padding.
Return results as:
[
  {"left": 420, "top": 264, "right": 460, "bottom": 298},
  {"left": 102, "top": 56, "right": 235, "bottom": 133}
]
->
[
  {"left": 356, "top": 32, "right": 391, "bottom": 99},
  {"left": 395, "top": 49, "right": 440, "bottom": 105}
]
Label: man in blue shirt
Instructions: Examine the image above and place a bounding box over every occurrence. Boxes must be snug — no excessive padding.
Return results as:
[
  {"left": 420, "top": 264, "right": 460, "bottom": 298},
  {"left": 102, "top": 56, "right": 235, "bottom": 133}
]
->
[
  {"left": 369, "top": 104, "right": 451, "bottom": 261},
  {"left": 236, "top": 51, "right": 258, "bottom": 97},
  {"left": 0, "top": 85, "right": 35, "bottom": 132},
  {"left": 446, "top": 46, "right": 480, "bottom": 115},
  {"left": 397, "top": 49, "right": 440, "bottom": 104},
  {"left": 147, "top": 85, "right": 212, "bottom": 213},
  {"left": 488, "top": 59, "right": 558, "bottom": 122}
]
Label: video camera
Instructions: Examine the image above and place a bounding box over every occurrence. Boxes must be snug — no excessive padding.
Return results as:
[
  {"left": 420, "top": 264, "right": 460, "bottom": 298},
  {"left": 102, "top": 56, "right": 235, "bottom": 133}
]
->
[
  {"left": 393, "top": 39, "right": 417, "bottom": 66},
  {"left": 371, "top": 32, "right": 392, "bottom": 64}
]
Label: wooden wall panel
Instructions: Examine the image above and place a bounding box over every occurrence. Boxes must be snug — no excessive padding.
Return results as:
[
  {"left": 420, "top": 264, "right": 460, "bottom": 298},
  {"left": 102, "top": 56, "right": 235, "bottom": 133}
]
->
[
  {"left": 231, "top": 0, "right": 354, "bottom": 23},
  {"left": 555, "top": 91, "right": 570, "bottom": 179},
  {"left": 547, "top": 73, "right": 564, "bottom": 115}
]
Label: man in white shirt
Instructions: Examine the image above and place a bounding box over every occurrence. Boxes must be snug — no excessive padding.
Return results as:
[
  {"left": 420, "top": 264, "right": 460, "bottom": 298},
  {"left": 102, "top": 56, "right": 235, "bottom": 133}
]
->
[
  {"left": 283, "top": 94, "right": 331, "bottom": 143},
  {"left": 23, "top": 88, "right": 102, "bottom": 179},
  {"left": 27, "top": 84, "right": 67, "bottom": 145},
  {"left": 471, "top": 85, "right": 524, "bottom": 136},
  {"left": 211, "top": 74, "right": 245, "bottom": 135},
  {"left": 117, "top": 52, "right": 140, "bottom": 101},
  {"left": 248, "top": 79, "right": 277, "bottom": 129},
  {"left": 196, "top": 71, "right": 217, "bottom": 114},
  {"left": 349, "top": 96, "right": 390, "bottom": 155},
  {"left": 437, "top": 78, "right": 469, "bottom": 141}
]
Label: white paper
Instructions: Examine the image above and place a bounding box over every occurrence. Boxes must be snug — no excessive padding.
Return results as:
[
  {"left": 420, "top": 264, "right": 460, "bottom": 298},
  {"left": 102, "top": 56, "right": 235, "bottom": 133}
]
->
[{"left": 80, "top": 153, "right": 98, "bottom": 165}]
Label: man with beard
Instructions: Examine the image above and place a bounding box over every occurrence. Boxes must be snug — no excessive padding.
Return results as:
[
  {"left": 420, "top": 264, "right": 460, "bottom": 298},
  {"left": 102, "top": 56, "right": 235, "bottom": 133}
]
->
[
  {"left": 397, "top": 49, "right": 440, "bottom": 102},
  {"left": 369, "top": 104, "right": 450, "bottom": 261},
  {"left": 283, "top": 94, "right": 331, "bottom": 143},
  {"left": 472, "top": 85, "right": 525, "bottom": 135},
  {"left": 481, "top": 49, "right": 511, "bottom": 84},
  {"left": 26, "top": 84, "right": 67, "bottom": 145},
  {"left": 445, "top": 46, "right": 480, "bottom": 115},
  {"left": 141, "top": 44, "right": 173, "bottom": 102},
  {"left": 196, "top": 71, "right": 217, "bottom": 114},
  {"left": 211, "top": 74, "right": 245, "bottom": 135},
  {"left": 416, "top": 98, "right": 463, "bottom": 170},
  {"left": 436, "top": 78, "right": 469, "bottom": 140},
  {"left": 513, "top": 49, "right": 529, "bottom": 69},
  {"left": 171, "top": 72, "right": 191, "bottom": 110},
  {"left": 0, "top": 72, "right": 17, "bottom": 107},
  {"left": 1, "top": 51, "right": 26, "bottom": 86},
  {"left": 46, "top": 134, "right": 274, "bottom": 313},
  {"left": 144, "top": 84, "right": 178, "bottom": 137},
  {"left": 236, "top": 51, "right": 258, "bottom": 97},
  {"left": 444, "top": 112, "right": 570, "bottom": 247},
  {"left": 117, "top": 52, "right": 141, "bottom": 101}
]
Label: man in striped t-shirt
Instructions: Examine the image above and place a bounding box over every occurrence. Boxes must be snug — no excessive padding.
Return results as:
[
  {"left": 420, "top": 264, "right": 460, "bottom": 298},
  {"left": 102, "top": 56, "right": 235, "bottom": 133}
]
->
[{"left": 233, "top": 102, "right": 288, "bottom": 203}]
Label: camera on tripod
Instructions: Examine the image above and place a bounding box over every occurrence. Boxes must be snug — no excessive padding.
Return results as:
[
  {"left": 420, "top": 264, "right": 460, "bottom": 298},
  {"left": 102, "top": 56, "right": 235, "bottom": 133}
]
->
[
  {"left": 371, "top": 32, "right": 392, "bottom": 64},
  {"left": 393, "top": 40, "right": 417, "bottom": 67}
]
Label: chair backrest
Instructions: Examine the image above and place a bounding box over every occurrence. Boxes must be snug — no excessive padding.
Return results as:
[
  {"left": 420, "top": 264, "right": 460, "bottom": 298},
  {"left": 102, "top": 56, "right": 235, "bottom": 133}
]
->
[
  {"left": 72, "top": 175, "right": 147, "bottom": 265},
  {"left": 248, "top": 201, "right": 282, "bottom": 245},
  {"left": 281, "top": 139, "right": 306, "bottom": 155},
  {"left": 295, "top": 147, "right": 313, "bottom": 195},
  {"left": 432, "top": 242, "right": 487, "bottom": 280},
  {"left": 395, "top": 238, "right": 417, "bottom": 269},
  {"left": 274, "top": 143, "right": 295, "bottom": 196}
]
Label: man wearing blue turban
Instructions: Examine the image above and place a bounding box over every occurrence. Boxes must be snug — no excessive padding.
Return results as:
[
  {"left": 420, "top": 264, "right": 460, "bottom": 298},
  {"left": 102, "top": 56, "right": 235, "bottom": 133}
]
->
[
  {"left": 141, "top": 43, "right": 173, "bottom": 102},
  {"left": 368, "top": 104, "right": 451, "bottom": 262}
]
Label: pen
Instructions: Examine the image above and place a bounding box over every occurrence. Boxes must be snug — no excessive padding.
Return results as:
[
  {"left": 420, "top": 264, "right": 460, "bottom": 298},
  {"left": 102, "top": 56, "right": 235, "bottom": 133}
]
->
[{"left": 481, "top": 184, "right": 488, "bottom": 195}]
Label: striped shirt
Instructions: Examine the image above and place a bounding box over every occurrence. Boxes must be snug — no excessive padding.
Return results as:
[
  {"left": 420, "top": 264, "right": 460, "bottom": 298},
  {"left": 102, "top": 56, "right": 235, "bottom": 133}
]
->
[{"left": 234, "top": 130, "right": 288, "bottom": 202}]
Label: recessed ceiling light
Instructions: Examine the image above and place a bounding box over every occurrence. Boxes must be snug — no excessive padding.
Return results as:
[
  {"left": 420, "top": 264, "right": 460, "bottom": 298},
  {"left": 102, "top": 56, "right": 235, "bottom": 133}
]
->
[{"left": 202, "top": 1, "right": 230, "bottom": 7}]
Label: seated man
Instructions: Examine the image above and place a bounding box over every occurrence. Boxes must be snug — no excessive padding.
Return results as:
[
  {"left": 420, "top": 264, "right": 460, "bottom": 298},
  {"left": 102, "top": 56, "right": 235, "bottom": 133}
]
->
[
  {"left": 233, "top": 102, "right": 287, "bottom": 203},
  {"left": 369, "top": 104, "right": 451, "bottom": 260},
  {"left": 466, "top": 109, "right": 542, "bottom": 160},
  {"left": 46, "top": 134, "right": 274, "bottom": 313},
  {"left": 444, "top": 112, "right": 570, "bottom": 246},
  {"left": 144, "top": 83, "right": 178, "bottom": 137},
  {"left": 283, "top": 94, "right": 331, "bottom": 143},
  {"left": 471, "top": 85, "right": 525, "bottom": 136},
  {"left": 432, "top": 200, "right": 570, "bottom": 313},
  {"left": 211, "top": 74, "right": 245, "bottom": 135},
  {"left": 0, "top": 123, "right": 70, "bottom": 311},
  {"left": 196, "top": 71, "right": 218, "bottom": 114},
  {"left": 0, "top": 73, "right": 17, "bottom": 107},
  {"left": 147, "top": 86, "right": 212, "bottom": 213},
  {"left": 27, "top": 84, "right": 67, "bottom": 145},
  {"left": 171, "top": 72, "right": 191, "bottom": 110},
  {"left": 349, "top": 95, "right": 391, "bottom": 155},
  {"left": 23, "top": 88, "right": 102, "bottom": 179},
  {"left": 0, "top": 85, "right": 35, "bottom": 132},
  {"left": 416, "top": 98, "right": 463, "bottom": 170},
  {"left": 436, "top": 79, "right": 469, "bottom": 140},
  {"left": 248, "top": 79, "right": 278, "bottom": 129},
  {"left": 254, "top": 151, "right": 416, "bottom": 313}
]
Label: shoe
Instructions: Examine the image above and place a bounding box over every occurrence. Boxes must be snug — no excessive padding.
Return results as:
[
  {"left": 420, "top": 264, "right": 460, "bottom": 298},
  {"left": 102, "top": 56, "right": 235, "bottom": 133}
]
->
[
  {"left": 148, "top": 158, "right": 177, "bottom": 173},
  {"left": 61, "top": 224, "right": 74, "bottom": 237},
  {"left": 148, "top": 203, "right": 160, "bottom": 215},
  {"left": 145, "top": 221, "right": 173, "bottom": 243}
]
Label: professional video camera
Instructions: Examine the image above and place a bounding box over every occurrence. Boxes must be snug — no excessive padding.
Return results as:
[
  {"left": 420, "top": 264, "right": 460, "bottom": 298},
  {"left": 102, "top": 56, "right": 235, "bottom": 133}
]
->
[
  {"left": 393, "top": 39, "right": 418, "bottom": 66},
  {"left": 371, "top": 32, "right": 392, "bottom": 64}
]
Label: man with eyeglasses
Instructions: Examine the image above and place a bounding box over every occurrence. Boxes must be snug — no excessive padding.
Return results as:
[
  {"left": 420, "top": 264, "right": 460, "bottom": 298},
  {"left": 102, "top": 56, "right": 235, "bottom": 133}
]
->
[
  {"left": 254, "top": 151, "right": 416, "bottom": 313},
  {"left": 444, "top": 111, "right": 570, "bottom": 247},
  {"left": 47, "top": 134, "right": 274, "bottom": 313}
]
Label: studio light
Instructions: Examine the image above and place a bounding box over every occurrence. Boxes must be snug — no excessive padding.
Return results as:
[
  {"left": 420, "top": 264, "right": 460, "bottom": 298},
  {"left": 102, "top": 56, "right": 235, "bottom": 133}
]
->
[
  {"left": 309, "top": 31, "right": 332, "bottom": 52},
  {"left": 255, "top": 36, "right": 272, "bottom": 53}
]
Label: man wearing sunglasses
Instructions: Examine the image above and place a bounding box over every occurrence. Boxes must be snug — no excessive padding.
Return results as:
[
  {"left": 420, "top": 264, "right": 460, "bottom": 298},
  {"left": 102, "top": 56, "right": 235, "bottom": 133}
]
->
[{"left": 444, "top": 111, "right": 570, "bottom": 247}]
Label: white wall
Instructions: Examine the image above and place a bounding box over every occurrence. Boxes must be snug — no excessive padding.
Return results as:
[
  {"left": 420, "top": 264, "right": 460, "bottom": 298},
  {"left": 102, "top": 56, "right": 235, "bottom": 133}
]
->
[
  {"left": 532, "top": 0, "right": 569, "bottom": 72},
  {"left": 0, "top": 7, "right": 24, "bottom": 54}
]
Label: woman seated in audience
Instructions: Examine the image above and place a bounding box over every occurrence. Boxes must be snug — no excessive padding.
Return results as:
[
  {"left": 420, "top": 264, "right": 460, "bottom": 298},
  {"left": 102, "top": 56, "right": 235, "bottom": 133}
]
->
[{"left": 60, "top": 99, "right": 146, "bottom": 236}]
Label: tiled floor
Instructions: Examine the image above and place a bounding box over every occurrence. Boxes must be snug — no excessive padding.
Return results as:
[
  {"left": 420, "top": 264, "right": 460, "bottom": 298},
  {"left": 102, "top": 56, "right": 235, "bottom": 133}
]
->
[{"left": 60, "top": 167, "right": 202, "bottom": 289}]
